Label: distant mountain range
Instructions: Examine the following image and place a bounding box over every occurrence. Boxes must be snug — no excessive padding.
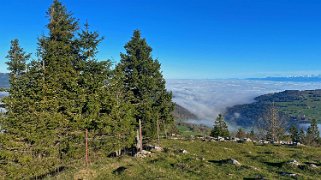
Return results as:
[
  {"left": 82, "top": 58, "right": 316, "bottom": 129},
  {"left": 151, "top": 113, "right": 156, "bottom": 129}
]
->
[
  {"left": 173, "top": 103, "right": 199, "bottom": 120},
  {"left": 225, "top": 89, "right": 321, "bottom": 128},
  {"left": 247, "top": 75, "right": 321, "bottom": 82}
]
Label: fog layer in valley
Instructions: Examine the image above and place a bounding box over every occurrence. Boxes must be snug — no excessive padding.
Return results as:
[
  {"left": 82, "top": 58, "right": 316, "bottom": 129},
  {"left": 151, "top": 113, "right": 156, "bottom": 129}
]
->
[{"left": 166, "top": 79, "right": 321, "bottom": 127}]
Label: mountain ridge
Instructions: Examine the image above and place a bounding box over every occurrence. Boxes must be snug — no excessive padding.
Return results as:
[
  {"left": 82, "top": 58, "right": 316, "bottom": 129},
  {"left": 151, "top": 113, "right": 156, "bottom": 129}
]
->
[{"left": 225, "top": 89, "right": 321, "bottom": 128}]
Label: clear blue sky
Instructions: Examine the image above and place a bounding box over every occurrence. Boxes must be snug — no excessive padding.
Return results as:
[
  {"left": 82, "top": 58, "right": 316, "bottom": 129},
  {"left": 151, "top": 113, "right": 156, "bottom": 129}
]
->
[{"left": 0, "top": 0, "right": 320, "bottom": 79}]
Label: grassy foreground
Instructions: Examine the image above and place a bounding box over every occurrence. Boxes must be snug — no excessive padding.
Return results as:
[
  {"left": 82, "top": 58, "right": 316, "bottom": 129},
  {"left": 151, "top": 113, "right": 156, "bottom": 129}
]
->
[{"left": 49, "top": 139, "right": 321, "bottom": 180}]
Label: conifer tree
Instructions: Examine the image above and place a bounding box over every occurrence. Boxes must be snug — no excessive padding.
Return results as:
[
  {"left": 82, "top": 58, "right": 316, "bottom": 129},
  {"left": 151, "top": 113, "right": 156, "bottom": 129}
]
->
[
  {"left": 298, "top": 128, "right": 305, "bottom": 143},
  {"left": 102, "top": 69, "right": 136, "bottom": 155},
  {"left": 4, "top": 39, "right": 30, "bottom": 114},
  {"left": 116, "top": 30, "right": 174, "bottom": 140},
  {"left": 306, "top": 119, "right": 320, "bottom": 144},
  {"left": 36, "top": 0, "right": 82, "bottom": 159},
  {"left": 289, "top": 124, "right": 299, "bottom": 142},
  {"left": 211, "top": 114, "right": 229, "bottom": 138}
]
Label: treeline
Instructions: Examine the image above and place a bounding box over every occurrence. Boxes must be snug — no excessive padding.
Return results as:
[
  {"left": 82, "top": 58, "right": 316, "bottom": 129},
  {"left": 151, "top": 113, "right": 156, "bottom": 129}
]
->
[
  {"left": 211, "top": 106, "right": 320, "bottom": 146},
  {"left": 225, "top": 89, "right": 321, "bottom": 128},
  {"left": 0, "top": 0, "right": 173, "bottom": 178}
]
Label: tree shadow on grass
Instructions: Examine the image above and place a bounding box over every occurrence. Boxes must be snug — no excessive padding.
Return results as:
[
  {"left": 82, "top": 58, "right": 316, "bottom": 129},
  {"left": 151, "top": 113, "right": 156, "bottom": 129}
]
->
[
  {"left": 208, "top": 159, "right": 229, "bottom": 165},
  {"left": 263, "top": 161, "right": 284, "bottom": 168},
  {"left": 112, "top": 166, "right": 127, "bottom": 175}
]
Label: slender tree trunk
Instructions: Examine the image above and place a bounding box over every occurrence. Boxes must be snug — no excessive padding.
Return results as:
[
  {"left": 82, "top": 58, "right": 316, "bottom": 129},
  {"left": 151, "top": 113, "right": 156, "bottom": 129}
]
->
[
  {"left": 85, "top": 129, "right": 89, "bottom": 166},
  {"left": 157, "top": 119, "right": 160, "bottom": 144},
  {"left": 136, "top": 129, "right": 140, "bottom": 151},
  {"left": 139, "top": 119, "right": 143, "bottom": 152}
]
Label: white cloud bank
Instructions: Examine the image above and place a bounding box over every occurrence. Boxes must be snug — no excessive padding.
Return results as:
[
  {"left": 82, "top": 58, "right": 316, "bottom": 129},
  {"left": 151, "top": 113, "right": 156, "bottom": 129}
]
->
[{"left": 166, "top": 79, "right": 321, "bottom": 126}]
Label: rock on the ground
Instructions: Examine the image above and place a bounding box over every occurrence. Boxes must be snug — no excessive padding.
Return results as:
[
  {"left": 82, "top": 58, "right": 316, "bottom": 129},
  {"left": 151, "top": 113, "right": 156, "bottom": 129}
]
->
[
  {"left": 179, "top": 149, "right": 188, "bottom": 154},
  {"left": 135, "top": 150, "right": 152, "bottom": 158},
  {"left": 227, "top": 158, "right": 241, "bottom": 166},
  {"left": 280, "top": 172, "right": 298, "bottom": 177},
  {"left": 309, "top": 164, "right": 318, "bottom": 168},
  {"left": 154, "top": 146, "right": 163, "bottom": 152},
  {"left": 286, "top": 159, "right": 300, "bottom": 167},
  {"left": 218, "top": 136, "right": 225, "bottom": 142}
]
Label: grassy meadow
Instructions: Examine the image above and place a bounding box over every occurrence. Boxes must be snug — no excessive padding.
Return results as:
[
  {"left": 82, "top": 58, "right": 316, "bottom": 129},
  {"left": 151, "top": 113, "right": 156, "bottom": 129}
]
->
[{"left": 49, "top": 139, "right": 321, "bottom": 180}]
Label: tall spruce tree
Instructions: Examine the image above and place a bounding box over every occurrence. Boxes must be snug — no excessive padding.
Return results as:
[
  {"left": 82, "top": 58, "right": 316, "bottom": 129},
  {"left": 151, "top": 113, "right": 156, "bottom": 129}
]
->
[
  {"left": 102, "top": 69, "right": 136, "bottom": 155},
  {"left": 289, "top": 124, "right": 299, "bottom": 142},
  {"left": 1, "top": 39, "right": 52, "bottom": 178},
  {"left": 116, "top": 30, "right": 174, "bottom": 140},
  {"left": 298, "top": 128, "right": 305, "bottom": 143},
  {"left": 306, "top": 119, "right": 320, "bottom": 144},
  {"left": 211, "top": 114, "right": 229, "bottom": 138},
  {"left": 36, "top": 0, "right": 83, "bottom": 160},
  {"left": 4, "top": 39, "right": 30, "bottom": 114}
]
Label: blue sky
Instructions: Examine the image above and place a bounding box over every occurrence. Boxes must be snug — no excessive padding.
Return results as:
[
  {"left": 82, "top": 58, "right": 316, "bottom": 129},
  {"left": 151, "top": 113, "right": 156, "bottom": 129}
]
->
[{"left": 0, "top": 0, "right": 320, "bottom": 79}]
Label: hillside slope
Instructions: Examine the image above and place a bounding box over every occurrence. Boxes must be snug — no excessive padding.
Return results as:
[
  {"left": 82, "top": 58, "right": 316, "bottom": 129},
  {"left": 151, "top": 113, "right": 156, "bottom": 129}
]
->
[
  {"left": 173, "top": 103, "right": 198, "bottom": 120},
  {"left": 51, "top": 139, "right": 321, "bottom": 179},
  {"left": 225, "top": 89, "right": 321, "bottom": 127}
]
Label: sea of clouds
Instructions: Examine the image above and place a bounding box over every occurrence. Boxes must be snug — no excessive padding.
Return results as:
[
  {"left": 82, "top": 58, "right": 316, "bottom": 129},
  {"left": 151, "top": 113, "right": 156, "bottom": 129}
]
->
[{"left": 166, "top": 79, "right": 321, "bottom": 127}]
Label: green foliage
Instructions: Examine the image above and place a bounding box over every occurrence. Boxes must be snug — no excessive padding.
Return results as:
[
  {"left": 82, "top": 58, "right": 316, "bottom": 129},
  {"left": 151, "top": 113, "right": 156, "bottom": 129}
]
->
[
  {"left": 211, "top": 114, "right": 229, "bottom": 138},
  {"left": 306, "top": 119, "right": 320, "bottom": 145},
  {"left": 0, "top": 1, "right": 173, "bottom": 178},
  {"left": 289, "top": 125, "right": 299, "bottom": 142},
  {"left": 116, "top": 30, "right": 174, "bottom": 140},
  {"left": 5, "top": 39, "right": 30, "bottom": 78},
  {"left": 298, "top": 128, "right": 305, "bottom": 143}
]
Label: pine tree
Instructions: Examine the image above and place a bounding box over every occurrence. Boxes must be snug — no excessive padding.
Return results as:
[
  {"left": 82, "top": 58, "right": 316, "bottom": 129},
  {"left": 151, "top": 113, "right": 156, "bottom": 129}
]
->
[
  {"left": 102, "top": 69, "right": 136, "bottom": 155},
  {"left": 298, "top": 128, "right": 305, "bottom": 143},
  {"left": 35, "top": 0, "right": 83, "bottom": 161},
  {"left": 289, "top": 124, "right": 299, "bottom": 142},
  {"left": 4, "top": 39, "right": 31, "bottom": 114},
  {"left": 6, "top": 39, "right": 30, "bottom": 79},
  {"left": 211, "top": 114, "right": 229, "bottom": 138},
  {"left": 76, "top": 22, "right": 110, "bottom": 131},
  {"left": 306, "top": 119, "right": 320, "bottom": 144},
  {"left": 116, "top": 30, "right": 174, "bottom": 140},
  {"left": 1, "top": 39, "right": 53, "bottom": 178}
]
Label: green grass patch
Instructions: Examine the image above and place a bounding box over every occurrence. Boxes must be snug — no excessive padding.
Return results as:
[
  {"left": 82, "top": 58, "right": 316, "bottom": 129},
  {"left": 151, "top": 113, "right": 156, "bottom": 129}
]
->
[{"left": 48, "top": 139, "right": 321, "bottom": 179}]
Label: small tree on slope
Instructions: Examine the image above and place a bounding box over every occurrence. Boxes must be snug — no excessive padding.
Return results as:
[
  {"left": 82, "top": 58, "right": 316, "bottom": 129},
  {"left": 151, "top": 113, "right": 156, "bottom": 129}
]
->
[{"left": 211, "top": 114, "right": 230, "bottom": 138}]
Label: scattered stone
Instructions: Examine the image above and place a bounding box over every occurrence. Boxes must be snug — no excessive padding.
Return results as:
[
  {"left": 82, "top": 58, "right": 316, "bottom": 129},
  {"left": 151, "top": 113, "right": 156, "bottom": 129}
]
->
[
  {"left": 286, "top": 159, "right": 300, "bottom": 167},
  {"left": 135, "top": 150, "right": 152, "bottom": 158},
  {"left": 247, "top": 166, "right": 259, "bottom": 171},
  {"left": 231, "top": 137, "right": 240, "bottom": 142},
  {"left": 227, "top": 158, "right": 241, "bottom": 166},
  {"left": 294, "top": 142, "right": 305, "bottom": 146},
  {"left": 309, "top": 164, "right": 318, "bottom": 168},
  {"left": 218, "top": 136, "right": 225, "bottom": 142},
  {"left": 180, "top": 149, "right": 188, "bottom": 154},
  {"left": 238, "top": 138, "right": 252, "bottom": 143},
  {"left": 280, "top": 172, "right": 298, "bottom": 178},
  {"left": 154, "top": 146, "right": 163, "bottom": 152}
]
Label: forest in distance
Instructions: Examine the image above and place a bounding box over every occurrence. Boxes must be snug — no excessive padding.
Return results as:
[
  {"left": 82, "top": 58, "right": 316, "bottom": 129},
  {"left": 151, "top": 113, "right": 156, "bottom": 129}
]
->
[{"left": 0, "top": 0, "right": 321, "bottom": 179}]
